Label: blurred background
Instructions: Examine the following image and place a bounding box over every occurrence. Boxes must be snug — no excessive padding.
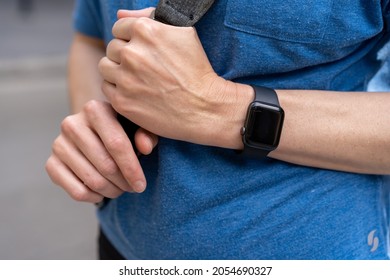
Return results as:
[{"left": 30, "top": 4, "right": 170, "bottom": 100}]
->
[
  {"left": 0, "top": 0, "right": 97, "bottom": 259},
  {"left": 0, "top": 0, "right": 389, "bottom": 261}
]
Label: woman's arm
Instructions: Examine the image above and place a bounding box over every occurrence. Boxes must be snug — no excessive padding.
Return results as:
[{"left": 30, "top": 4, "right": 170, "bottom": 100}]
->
[
  {"left": 99, "top": 14, "right": 390, "bottom": 176},
  {"left": 46, "top": 32, "right": 158, "bottom": 202},
  {"left": 68, "top": 32, "right": 106, "bottom": 113},
  {"left": 261, "top": 89, "right": 389, "bottom": 175}
]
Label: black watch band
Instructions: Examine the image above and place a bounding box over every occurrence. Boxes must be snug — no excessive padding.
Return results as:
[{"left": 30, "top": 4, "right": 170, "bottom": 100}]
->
[
  {"left": 251, "top": 85, "right": 280, "bottom": 107},
  {"left": 241, "top": 85, "right": 284, "bottom": 158},
  {"left": 241, "top": 138, "right": 270, "bottom": 158}
]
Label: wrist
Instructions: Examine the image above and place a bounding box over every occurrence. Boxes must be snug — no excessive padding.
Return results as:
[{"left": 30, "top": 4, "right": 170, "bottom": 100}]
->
[
  {"left": 240, "top": 86, "right": 285, "bottom": 158},
  {"left": 208, "top": 80, "right": 254, "bottom": 150}
]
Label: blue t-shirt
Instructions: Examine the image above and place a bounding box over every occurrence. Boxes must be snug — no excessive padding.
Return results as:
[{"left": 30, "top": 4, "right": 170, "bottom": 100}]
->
[{"left": 74, "top": 0, "right": 390, "bottom": 259}]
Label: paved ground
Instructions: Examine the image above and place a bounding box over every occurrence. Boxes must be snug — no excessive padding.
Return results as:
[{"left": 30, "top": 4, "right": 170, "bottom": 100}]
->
[{"left": 0, "top": 0, "right": 97, "bottom": 259}]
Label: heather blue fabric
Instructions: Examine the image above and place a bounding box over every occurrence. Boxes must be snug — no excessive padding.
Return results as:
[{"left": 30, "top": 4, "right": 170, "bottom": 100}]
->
[{"left": 74, "top": 0, "right": 390, "bottom": 259}]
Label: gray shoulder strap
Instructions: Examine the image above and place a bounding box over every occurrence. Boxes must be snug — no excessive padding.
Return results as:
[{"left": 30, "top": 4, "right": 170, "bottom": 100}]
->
[{"left": 154, "top": 0, "right": 216, "bottom": 27}]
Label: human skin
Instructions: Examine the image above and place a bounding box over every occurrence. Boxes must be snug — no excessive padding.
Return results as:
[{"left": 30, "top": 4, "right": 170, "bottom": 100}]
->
[
  {"left": 99, "top": 8, "right": 390, "bottom": 175},
  {"left": 45, "top": 30, "right": 158, "bottom": 203},
  {"left": 47, "top": 7, "right": 390, "bottom": 203}
]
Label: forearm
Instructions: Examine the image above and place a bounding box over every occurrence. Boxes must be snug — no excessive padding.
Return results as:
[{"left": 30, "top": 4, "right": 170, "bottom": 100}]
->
[
  {"left": 68, "top": 33, "right": 106, "bottom": 113},
  {"left": 221, "top": 85, "right": 390, "bottom": 175},
  {"left": 99, "top": 16, "right": 390, "bottom": 175},
  {"left": 272, "top": 89, "right": 390, "bottom": 174}
]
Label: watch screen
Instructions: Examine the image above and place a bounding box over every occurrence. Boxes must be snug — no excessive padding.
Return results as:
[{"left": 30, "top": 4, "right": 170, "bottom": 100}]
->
[{"left": 246, "top": 104, "right": 284, "bottom": 148}]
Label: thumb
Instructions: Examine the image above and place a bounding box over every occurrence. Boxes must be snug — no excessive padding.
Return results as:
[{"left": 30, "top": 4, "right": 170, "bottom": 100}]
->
[
  {"left": 117, "top": 7, "right": 155, "bottom": 19},
  {"left": 134, "top": 128, "right": 159, "bottom": 156}
]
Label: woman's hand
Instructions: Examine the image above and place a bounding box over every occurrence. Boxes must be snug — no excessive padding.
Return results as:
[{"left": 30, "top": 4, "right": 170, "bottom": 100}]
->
[
  {"left": 46, "top": 100, "right": 158, "bottom": 203},
  {"left": 99, "top": 9, "right": 253, "bottom": 149}
]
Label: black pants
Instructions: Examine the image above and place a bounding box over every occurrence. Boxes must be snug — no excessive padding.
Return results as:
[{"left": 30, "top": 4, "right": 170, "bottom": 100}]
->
[{"left": 98, "top": 228, "right": 125, "bottom": 260}]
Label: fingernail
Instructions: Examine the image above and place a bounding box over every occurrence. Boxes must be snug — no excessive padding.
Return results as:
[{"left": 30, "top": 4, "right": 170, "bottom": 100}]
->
[{"left": 133, "top": 181, "right": 146, "bottom": 193}]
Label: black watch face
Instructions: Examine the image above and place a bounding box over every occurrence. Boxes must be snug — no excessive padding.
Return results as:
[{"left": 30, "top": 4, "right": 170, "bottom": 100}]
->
[{"left": 244, "top": 102, "right": 284, "bottom": 150}]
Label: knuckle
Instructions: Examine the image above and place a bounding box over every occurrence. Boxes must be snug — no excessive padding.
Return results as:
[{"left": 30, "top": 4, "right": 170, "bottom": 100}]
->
[
  {"left": 45, "top": 157, "right": 57, "bottom": 181},
  {"left": 84, "top": 176, "right": 107, "bottom": 193},
  {"left": 105, "top": 135, "right": 128, "bottom": 153},
  {"left": 51, "top": 136, "right": 64, "bottom": 156},
  {"left": 60, "top": 115, "right": 76, "bottom": 135},
  {"left": 97, "top": 57, "right": 105, "bottom": 73},
  {"left": 101, "top": 81, "right": 110, "bottom": 96},
  {"left": 122, "top": 161, "right": 141, "bottom": 181},
  {"left": 103, "top": 188, "right": 124, "bottom": 199},
  {"left": 83, "top": 99, "right": 101, "bottom": 116},
  {"left": 70, "top": 188, "right": 91, "bottom": 202},
  {"left": 134, "top": 18, "right": 159, "bottom": 38},
  {"left": 118, "top": 47, "right": 128, "bottom": 65},
  {"left": 113, "top": 18, "right": 127, "bottom": 34},
  {"left": 99, "top": 157, "right": 119, "bottom": 177},
  {"left": 107, "top": 193, "right": 121, "bottom": 200},
  {"left": 84, "top": 100, "right": 103, "bottom": 123},
  {"left": 44, "top": 158, "right": 52, "bottom": 173},
  {"left": 119, "top": 45, "right": 135, "bottom": 66},
  {"left": 106, "top": 40, "right": 115, "bottom": 51},
  {"left": 133, "top": 18, "right": 150, "bottom": 32},
  {"left": 101, "top": 81, "right": 113, "bottom": 96},
  {"left": 93, "top": 196, "right": 104, "bottom": 204},
  {"left": 112, "top": 90, "right": 129, "bottom": 112}
]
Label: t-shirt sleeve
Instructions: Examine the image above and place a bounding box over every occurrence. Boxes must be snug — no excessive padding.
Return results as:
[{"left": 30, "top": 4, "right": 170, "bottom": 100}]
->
[{"left": 73, "top": 0, "right": 104, "bottom": 39}]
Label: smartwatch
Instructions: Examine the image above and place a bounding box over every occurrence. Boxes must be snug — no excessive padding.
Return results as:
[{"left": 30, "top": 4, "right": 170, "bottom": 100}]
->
[{"left": 240, "top": 85, "right": 284, "bottom": 158}]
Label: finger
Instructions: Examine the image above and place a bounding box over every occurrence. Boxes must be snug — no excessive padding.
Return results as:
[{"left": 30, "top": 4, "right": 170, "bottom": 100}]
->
[
  {"left": 62, "top": 112, "right": 131, "bottom": 192},
  {"left": 52, "top": 135, "right": 124, "bottom": 199},
  {"left": 86, "top": 102, "right": 147, "bottom": 193},
  {"left": 112, "top": 16, "right": 157, "bottom": 41},
  {"left": 117, "top": 7, "right": 155, "bottom": 19},
  {"left": 98, "top": 56, "right": 119, "bottom": 85},
  {"left": 101, "top": 80, "right": 118, "bottom": 105},
  {"left": 106, "top": 38, "right": 127, "bottom": 63},
  {"left": 135, "top": 128, "right": 159, "bottom": 155},
  {"left": 46, "top": 155, "right": 104, "bottom": 203},
  {"left": 112, "top": 17, "right": 134, "bottom": 41}
]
